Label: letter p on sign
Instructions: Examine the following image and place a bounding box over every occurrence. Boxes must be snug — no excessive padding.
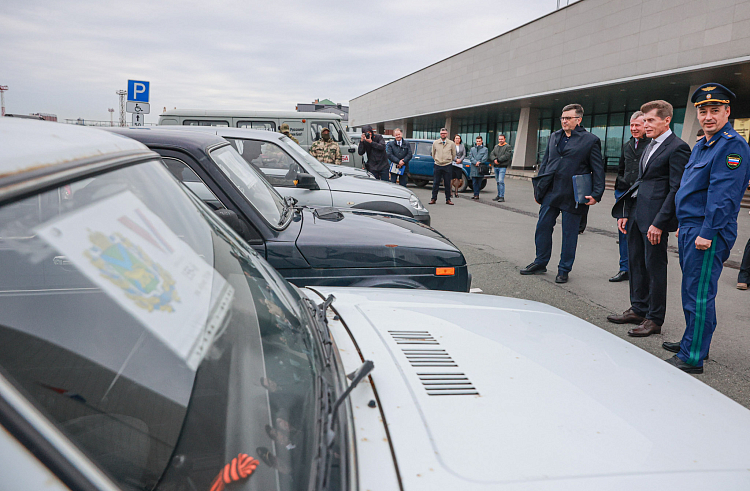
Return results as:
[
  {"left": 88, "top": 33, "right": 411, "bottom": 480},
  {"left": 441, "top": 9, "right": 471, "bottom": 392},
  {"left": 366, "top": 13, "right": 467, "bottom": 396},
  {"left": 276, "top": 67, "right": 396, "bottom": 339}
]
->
[{"left": 127, "top": 80, "right": 150, "bottom": 103}]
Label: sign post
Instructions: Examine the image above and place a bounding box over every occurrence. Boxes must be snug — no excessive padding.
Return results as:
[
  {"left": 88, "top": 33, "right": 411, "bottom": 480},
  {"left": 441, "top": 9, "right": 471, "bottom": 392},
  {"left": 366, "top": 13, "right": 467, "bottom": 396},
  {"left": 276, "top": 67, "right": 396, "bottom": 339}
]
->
[{"left": 126, "top": 80, "right": 150, "bottom": 126}]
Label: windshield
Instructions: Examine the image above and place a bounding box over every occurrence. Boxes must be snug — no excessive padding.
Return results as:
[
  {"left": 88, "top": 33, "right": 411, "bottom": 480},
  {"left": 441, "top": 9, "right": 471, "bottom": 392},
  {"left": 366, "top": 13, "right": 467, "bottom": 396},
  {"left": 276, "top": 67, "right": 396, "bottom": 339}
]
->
[
  {"left": 0, "top": 160, "right": 321, "bottom": 491},
  {"left": 280, "top": 136, "right": 336, "bottom": 178},
  {"left": 209, "top": 144, "right": 288, "bottom": 227}
]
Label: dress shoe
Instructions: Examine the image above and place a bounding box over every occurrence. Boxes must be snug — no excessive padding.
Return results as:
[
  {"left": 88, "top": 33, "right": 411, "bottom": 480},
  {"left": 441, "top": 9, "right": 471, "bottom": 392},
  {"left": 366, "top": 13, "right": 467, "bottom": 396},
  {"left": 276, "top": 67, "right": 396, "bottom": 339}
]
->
[
  {"left": 627, "top": 319, "right": 661, "bottom": 337},
  {"left": 663, "top": 341, "right": 709, "bottom": 359},
  {"left": 606, "top": 308, "right": 645, "bottom": 325},
  {"left": 497, "top": 197, "right": 505, "bottom": 202},
  {"left": 492, "top": 196, "right": 500, "bottom": 201},
  {"left": 738, "top": 282, "right": 748, "bottom": 290},
  {"left": 520, "top": 262, "right": 547, "bottom": 275},
  {"left": 665, "top": 355, "right": 703, "bottom": 374},
  {"left": 446, "top": 200, "right": 454, "bottom": 205},
  {"left": 555, "top": 272, "right": 568, "bottom": 283},
  {"left": 609, "top": 271, "right": 629, "bottom": 282},
  {"left": 428, "top": 199, "right": 436, "bottom": 205}
]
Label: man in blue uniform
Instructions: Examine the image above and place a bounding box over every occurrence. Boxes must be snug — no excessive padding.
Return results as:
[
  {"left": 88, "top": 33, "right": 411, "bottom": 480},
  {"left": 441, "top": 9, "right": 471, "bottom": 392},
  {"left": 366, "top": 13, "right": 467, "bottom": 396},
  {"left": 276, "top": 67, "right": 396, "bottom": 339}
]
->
[{"left": 662, "top": 83, "right": 750, "bottom": 373}]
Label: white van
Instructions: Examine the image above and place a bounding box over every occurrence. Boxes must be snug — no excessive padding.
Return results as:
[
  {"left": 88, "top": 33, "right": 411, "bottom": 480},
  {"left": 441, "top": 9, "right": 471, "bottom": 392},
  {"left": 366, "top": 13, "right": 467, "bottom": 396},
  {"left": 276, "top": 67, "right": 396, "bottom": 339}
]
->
[{"left": 158, "top": 109, "right": 361, "bottom": 167}]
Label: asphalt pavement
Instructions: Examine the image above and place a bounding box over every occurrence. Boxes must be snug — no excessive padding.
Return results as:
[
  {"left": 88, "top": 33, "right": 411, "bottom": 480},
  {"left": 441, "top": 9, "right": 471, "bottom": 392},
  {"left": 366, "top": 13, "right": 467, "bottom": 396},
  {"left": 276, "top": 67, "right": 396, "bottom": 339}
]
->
[{"left": 410, "top": 177, "right": 750, "bottom": 408}]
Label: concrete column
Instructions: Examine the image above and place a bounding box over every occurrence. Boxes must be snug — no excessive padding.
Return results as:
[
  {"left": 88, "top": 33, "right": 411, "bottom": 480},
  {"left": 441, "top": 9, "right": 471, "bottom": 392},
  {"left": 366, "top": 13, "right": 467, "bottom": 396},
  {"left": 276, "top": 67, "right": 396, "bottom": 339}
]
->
[
  {"left": 681, "top": 85, "right": 701, "bottom": 149},
  {"left": 404, "top": 119, "right": 414, "bottom": 138},
  {"left": 444, "top": 116, "right": 453, "bottom": 136},
  {"left": 376, "top": 123, "right": 386, "bottom": 135},
  {"left": 511, "top": 107, "right": 540, "bottom": 169}
]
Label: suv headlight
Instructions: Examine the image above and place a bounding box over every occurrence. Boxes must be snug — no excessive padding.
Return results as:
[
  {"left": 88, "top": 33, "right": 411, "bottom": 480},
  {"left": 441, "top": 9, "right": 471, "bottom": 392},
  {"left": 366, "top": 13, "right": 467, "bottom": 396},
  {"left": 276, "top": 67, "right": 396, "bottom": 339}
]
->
[{"left": 409, "top": 194, "right": 426, "bottom": 211}]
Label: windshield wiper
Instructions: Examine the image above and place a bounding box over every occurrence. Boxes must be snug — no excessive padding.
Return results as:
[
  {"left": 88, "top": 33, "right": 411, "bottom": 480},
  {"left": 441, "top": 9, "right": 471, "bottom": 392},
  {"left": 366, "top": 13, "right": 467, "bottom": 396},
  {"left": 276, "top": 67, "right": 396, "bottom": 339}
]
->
[
  {"left": 327, "top": 361, "right": 374, "bottom": 444},
  {"left": 303, "top": 294, "right": 335, "bottom": 365}
]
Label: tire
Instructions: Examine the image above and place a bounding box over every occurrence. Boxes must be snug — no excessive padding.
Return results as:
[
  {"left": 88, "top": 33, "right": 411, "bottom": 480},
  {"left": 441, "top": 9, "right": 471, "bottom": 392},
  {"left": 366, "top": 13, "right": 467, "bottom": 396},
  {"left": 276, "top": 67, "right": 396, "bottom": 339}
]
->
[
  {"left": 413, "top": 178, "right": 428, "bottom": 188},
  {"left": 457, "top": 174, "right": 469, "bottom": 193},
  {"left": 480, "top": 178, "right": 488, "bottom": 190}
]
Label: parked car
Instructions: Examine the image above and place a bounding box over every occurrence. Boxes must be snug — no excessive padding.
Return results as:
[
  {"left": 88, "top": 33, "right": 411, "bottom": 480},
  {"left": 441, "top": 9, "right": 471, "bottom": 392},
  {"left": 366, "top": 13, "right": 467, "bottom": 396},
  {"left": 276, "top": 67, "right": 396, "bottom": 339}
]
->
[
  {"left": 158, "top": 109, "right": 361, "bottom": 167},
  {"left": 158, "top": 126, "right": 429, "bottom": 225},
  {"left": 107, "top": 127, "right": 467, "bottom": 290},
  {"left": 3, "top": 118, "right": 750, "bottom": 491},
  {"left": 407, "top": 138, "right": 488, "bottom": 193}
]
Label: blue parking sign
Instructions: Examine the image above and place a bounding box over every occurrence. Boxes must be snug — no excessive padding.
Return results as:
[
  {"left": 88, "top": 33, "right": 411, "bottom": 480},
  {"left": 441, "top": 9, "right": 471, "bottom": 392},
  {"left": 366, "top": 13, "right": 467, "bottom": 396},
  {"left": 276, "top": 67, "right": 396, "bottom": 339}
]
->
[{"left": 127, "top": 80, "right": 150, "bottom": 102}]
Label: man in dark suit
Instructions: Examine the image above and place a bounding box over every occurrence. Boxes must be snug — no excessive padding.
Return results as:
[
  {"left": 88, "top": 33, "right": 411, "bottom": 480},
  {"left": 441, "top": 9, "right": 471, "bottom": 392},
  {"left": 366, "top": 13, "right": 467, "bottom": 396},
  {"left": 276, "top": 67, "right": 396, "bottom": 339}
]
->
[
  {"left": 520, "top": 104, "right": 605, "bottom": 283},
  {"left": 608, "top": 100, "right": 690, "bottom": 337},
  {"left": 609, "top": 111, "right": 651, "bottom": 282}
]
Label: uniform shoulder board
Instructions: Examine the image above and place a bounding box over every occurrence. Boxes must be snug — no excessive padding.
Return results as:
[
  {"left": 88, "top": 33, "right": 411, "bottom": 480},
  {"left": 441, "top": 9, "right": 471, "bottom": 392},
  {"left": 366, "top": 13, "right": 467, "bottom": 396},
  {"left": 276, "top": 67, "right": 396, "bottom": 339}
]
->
[{"left": 722, "top": 131, "right": 734, "bottom": 139}]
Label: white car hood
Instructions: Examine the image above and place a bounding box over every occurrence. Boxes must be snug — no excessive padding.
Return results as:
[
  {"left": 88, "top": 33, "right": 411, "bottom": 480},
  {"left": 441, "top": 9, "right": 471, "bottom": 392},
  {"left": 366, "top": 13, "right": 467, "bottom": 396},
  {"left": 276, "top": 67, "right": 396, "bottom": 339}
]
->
[
  {"left": 327, "top": 174, "right": 412, "bottom": 199},
  {"left": 309, "top": 287, "right": 750, "bottom": 490}
]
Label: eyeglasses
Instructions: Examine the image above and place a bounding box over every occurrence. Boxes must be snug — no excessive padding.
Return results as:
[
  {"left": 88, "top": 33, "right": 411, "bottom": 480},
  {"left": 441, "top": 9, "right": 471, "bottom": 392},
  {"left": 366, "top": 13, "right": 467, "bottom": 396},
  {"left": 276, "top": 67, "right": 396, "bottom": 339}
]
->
[{"left": 560, "top": 116, "right": 581, "bottom": 122}]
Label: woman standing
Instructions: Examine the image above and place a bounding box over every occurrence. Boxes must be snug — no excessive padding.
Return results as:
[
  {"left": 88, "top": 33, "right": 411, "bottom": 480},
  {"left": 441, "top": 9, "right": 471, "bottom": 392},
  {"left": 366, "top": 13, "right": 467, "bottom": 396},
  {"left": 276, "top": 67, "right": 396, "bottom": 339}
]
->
[
  {"left": 468, "top": 136, "right": 488, "bottom": 200},
  {"left": 451, "top": 135, "right": 466, "bottom": 197}
]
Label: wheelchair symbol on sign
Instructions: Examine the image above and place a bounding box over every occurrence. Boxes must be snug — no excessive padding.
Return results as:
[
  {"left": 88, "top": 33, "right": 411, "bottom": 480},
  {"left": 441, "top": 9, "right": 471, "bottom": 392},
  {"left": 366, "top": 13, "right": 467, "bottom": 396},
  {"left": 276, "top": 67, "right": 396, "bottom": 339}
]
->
[{"left": 133, "top": 104, "right": 145, "bottom": 114}]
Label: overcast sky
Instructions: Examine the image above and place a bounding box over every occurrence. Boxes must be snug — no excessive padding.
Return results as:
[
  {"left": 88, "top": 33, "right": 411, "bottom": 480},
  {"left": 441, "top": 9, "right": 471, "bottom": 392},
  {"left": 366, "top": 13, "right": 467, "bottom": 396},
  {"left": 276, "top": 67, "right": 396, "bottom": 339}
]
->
[{"left": 1, "top": 0, "right": 569, "bottom": 123}]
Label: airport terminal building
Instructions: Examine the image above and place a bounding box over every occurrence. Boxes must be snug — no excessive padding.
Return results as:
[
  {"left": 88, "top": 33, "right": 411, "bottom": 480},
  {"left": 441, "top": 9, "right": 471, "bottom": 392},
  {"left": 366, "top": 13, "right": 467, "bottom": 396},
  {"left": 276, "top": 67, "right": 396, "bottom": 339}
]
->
[{"left": 349, "top": 0, "right": 750, "bottom": 170}]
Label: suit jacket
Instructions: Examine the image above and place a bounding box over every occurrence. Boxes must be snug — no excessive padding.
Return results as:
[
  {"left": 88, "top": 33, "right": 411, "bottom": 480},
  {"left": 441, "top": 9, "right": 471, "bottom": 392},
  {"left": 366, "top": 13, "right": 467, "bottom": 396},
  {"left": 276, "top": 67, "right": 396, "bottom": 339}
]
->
[
  {"left": 612, "top": 132, "right": 690, "bottom": 232},
  {"left": 615, "top": 136, "right": 651, "bottom": 191},
  {"left": 538, "top": 125, "right": 605, "bottom": 215}
]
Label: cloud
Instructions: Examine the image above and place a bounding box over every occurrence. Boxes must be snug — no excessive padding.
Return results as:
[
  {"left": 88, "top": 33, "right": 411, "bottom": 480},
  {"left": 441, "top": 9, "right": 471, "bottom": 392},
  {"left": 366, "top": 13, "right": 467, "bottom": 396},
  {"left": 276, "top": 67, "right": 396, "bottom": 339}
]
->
[{"left": 1, "top": 0, "right": 560, "bottom": 122}]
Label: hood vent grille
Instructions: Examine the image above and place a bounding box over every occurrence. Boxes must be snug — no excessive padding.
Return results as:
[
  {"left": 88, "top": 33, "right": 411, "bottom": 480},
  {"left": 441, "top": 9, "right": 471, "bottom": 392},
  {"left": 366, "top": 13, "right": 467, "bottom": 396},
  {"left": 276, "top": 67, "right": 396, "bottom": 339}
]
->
[{"left": 388, "top": 330, "right": 478, "bottom": 396}]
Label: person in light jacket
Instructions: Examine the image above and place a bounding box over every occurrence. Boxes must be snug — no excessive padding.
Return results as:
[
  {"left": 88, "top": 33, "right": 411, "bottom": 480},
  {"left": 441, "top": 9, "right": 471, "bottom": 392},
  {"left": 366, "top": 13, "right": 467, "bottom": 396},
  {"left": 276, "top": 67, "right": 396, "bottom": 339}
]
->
[
  {"left": 451, "top": 135, "right": 466, "bottom": 197},
  {"left": 468, "top": 136, "right": 488, "bottom": 200},
  {"left": 489, "top": 134, "right": 512, "bottom": 202}
]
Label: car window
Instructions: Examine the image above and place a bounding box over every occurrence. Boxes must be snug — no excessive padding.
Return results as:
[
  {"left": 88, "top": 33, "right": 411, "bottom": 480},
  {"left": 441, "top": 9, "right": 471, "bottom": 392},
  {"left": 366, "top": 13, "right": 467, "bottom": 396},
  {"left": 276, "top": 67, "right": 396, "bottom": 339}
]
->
[
  {"left": 279, "top": 136, "right": 335, "bottom": 178},
  {"left": 0, "top": 159, "right": 322, "bottom": 491},
  {"left": 225, "top": 138, "right": 305, "bottom": 188},
  {"left": 409, "top": 141, "right": 416, "bottom": 154},
  {"left": 209, "top": 145, "right": 288, "bottom": 226},
  {"left": 237, "top": 120, "right": 276, "bottom": 131},
  {"left": 162, "top": 157, "right": 226, "bottom": 211},
  {"left": 417, "top": 142, "right": 432, "bottom": 156},
  {"left": 310, "top": 121, "right": 344, "bottom": 143},
  {"left": 182, "top": 119, "right": 230, "bottom": 127}
]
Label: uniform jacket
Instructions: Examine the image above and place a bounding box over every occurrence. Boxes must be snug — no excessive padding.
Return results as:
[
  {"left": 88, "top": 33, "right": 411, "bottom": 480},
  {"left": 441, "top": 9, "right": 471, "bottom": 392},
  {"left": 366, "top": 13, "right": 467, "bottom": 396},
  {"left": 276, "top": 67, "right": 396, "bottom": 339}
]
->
[
  {"left": 489, "top": 143, "right": 513, "bottom": 168},
  {"left": 357, "top": 125, "right": 388, "bottom": 172},
  {"left": 309, "top": 138, "right": 342, "bottom": 165},
  {"left": 612, "top": 132, "right": 690, "bottom": 232},
  {"left": 468, "top": 145, "right": 489, "bottom": 178},
  {"left": 431, "top": 138, "right": 456, "bottom": 166},
  {"left": 385, "top": 139, "right": 413, "bottom": 172},
  {"left": 676, "top": 122, "right": 750, "bottom": 240},
  {"left": 615, "top": 136, "right": 651, "bottom": 191},
  {"left": 538, "top": 125, "right": 605, "bottom": 215}
]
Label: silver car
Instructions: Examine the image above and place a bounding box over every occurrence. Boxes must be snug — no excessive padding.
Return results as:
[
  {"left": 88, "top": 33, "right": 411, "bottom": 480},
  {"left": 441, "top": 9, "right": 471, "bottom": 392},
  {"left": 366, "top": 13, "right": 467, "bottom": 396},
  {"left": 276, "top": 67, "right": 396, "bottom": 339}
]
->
[{"left": 165, "top": 126, "right": 430, "bottom": 225}]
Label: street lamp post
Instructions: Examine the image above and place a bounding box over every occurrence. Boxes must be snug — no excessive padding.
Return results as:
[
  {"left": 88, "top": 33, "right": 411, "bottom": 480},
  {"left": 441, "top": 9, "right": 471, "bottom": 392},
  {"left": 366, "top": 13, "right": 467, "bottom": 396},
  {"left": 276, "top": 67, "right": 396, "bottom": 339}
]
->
[{"left": 108, "top": 108, "right": 115, "bottom": 127}]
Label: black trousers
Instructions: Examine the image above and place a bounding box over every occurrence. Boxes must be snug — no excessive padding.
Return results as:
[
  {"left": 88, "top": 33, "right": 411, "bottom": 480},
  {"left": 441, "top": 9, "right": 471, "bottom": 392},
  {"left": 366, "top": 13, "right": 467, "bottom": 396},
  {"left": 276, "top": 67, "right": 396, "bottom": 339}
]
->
[
  {"left": 738, "top": 237, "right": 750, "bottom": 284},
  {"left": 431, "top": 165, "right": 452, "bottom": 201},
  {"left": 627, "top": 217, "right": 668, "bottom": 325}
]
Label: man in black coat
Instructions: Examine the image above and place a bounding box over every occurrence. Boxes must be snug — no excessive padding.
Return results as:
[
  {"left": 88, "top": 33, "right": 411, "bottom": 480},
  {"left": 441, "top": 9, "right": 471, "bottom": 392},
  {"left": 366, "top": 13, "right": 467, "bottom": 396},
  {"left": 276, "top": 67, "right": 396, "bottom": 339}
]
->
[
  {"left": 521, "top": 104, "right": 605, "bottom": 283},
  {"left": 358, "top": 125, "right": 389, "bottom": 180},
  {"left": 610, "top": 111, "right": 651, "bottom": 282},
  {"left": 608, "top": 100, "right": 690, "bottom": 337},
  {"left": 385, "top": 128, "right": 412, "bottom": 186}
]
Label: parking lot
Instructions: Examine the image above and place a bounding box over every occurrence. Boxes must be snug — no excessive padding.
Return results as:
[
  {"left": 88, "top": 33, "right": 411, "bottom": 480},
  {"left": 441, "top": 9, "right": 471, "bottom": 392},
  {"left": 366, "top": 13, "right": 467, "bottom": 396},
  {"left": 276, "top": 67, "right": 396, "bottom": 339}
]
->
[{"left": 411, "top": 176, "right": 750, "bottom": 409}]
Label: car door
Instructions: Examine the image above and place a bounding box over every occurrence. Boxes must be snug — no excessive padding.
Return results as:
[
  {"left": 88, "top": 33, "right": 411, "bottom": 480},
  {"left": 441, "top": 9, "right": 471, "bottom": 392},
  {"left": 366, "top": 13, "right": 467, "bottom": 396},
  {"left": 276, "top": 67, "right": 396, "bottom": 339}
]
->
[
  {"left": 225, "top": 137, "right": 333, "bottom": 207},
  {"left": 408, "top": 141, "right": 435, "bottom": 177}
]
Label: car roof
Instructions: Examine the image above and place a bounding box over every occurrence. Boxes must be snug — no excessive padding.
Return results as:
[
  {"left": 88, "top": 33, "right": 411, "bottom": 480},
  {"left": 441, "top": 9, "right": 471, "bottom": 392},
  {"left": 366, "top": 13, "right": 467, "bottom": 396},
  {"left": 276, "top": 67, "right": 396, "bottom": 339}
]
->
[
  {"left": 160, "top": 109, "right": 342, "bottom": 120},
  {"left": 105, "top": 126, "right": 231, "bottom": 152},
  {"left": 0, "top": 118, "right": 154, "bottom": 202},
  {"left": 156, "top": 125, "right": 286, "bottom": 143}
]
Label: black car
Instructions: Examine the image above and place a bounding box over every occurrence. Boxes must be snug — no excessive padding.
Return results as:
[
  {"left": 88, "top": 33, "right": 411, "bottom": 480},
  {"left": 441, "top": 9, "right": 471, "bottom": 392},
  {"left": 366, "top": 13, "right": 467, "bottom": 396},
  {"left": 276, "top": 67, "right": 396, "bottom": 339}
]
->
[{"left": 108, "top": 128, "right": 470, "bottom": 291}]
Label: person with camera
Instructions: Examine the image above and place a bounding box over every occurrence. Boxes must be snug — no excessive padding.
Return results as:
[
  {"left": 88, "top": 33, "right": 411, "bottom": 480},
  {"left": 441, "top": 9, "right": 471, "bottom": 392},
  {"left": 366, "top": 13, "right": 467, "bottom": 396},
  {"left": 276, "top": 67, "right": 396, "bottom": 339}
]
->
[
  {"left": 468, "top": 136, "right": 489, "bottom": 200},
  {"left": 357, "top": 125, "right": 389, "bottom": 180},
  {"left": 386, "top": 128, "right": 412, "bottom": 186}
]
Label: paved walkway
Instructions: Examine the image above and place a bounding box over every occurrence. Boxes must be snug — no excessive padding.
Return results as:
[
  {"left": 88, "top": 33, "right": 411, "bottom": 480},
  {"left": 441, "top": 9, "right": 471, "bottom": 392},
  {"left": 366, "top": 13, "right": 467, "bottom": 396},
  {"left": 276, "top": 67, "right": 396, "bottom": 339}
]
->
[{"left": 412, "top": 178, "right": 750, "bottom": 408}]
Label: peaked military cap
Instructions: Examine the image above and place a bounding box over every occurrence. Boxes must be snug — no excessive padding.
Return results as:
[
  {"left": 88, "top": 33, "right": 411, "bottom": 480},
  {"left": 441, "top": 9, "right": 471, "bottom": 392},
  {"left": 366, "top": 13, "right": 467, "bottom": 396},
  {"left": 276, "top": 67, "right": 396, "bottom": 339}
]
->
[{"left": 691, "top": 83, "right": 736, "bottom": 107}]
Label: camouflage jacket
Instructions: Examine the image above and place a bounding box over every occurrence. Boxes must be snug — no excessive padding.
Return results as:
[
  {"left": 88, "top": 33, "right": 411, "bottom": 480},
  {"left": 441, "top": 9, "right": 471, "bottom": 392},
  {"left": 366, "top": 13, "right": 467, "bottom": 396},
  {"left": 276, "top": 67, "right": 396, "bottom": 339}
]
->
[{"left": 309, "top": 139, "right": 342, "bottom": 165}]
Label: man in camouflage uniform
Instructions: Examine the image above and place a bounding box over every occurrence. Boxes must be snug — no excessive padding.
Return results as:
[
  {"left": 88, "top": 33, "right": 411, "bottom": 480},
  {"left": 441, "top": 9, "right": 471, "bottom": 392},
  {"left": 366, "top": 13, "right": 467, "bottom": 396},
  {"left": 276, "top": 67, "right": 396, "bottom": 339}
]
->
[
  {"left": 309, "top": 127, "right": 342, "bottom": 165},
  {"left": 279, "top": 123, "right": 299, "bottom": 145}
]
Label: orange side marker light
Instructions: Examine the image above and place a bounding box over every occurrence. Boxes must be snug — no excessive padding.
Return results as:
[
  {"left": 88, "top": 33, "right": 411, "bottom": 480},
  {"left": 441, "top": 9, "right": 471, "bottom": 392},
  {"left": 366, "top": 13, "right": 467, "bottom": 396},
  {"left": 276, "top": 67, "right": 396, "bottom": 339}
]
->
[{"left": 436, "top": 267, "right": 455, "bottom": 276}]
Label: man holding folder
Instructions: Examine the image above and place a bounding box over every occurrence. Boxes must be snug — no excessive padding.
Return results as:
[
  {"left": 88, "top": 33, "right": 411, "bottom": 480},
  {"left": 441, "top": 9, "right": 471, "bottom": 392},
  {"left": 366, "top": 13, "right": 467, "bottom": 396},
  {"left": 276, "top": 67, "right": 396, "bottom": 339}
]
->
[{"left": 608, "top": 100, "right": 690, "bottom": 337}]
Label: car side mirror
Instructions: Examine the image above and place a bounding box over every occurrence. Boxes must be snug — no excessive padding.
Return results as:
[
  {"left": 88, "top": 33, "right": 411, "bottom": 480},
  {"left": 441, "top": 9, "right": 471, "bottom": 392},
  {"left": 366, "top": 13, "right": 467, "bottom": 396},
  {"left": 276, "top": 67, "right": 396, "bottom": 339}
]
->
[
  {"left": 348, "top": 148, "right": 355, "bottom": 153},
  {"left": 214, "top": 209, "right": 251, "bottom": 238},
  {"left": 294, "top": 172, "right": 319, "bottom": 190}
]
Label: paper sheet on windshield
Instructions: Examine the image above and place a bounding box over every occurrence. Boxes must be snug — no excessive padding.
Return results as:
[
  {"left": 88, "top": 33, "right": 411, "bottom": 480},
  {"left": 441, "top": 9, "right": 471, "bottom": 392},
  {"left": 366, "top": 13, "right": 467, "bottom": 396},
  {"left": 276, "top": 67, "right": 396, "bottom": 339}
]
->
[{"left": 36, "top": 191, "right": 233, "bottom": 370}]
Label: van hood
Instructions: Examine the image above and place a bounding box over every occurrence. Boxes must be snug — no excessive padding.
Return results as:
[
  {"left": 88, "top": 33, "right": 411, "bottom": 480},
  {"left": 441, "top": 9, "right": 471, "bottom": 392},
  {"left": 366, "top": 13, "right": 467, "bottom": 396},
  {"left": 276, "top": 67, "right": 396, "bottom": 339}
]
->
[
  {"left": 295, "top": 208, "right": 462, "bottom": 269},
  {"left": 328, "top": 175, "right": 413, "bottom": 199},
  {"left": 308, "top": 287, "right": 750, "bottom": 490}
]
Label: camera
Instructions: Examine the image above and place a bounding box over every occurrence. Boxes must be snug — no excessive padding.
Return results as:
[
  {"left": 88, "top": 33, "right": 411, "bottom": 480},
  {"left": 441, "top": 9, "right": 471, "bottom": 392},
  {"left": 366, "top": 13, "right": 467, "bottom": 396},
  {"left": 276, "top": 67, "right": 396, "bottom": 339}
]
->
[{"left": 363, "top": 131, "right": 372, "bottom": 139}]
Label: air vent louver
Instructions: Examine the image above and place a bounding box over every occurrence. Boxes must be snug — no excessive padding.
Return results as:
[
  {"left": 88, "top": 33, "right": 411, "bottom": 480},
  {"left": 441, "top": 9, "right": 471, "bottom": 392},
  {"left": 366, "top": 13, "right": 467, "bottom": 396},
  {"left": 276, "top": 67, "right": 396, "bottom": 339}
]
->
[{"left": 388, "top": 330, "right": 478, "bottom": 396}]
